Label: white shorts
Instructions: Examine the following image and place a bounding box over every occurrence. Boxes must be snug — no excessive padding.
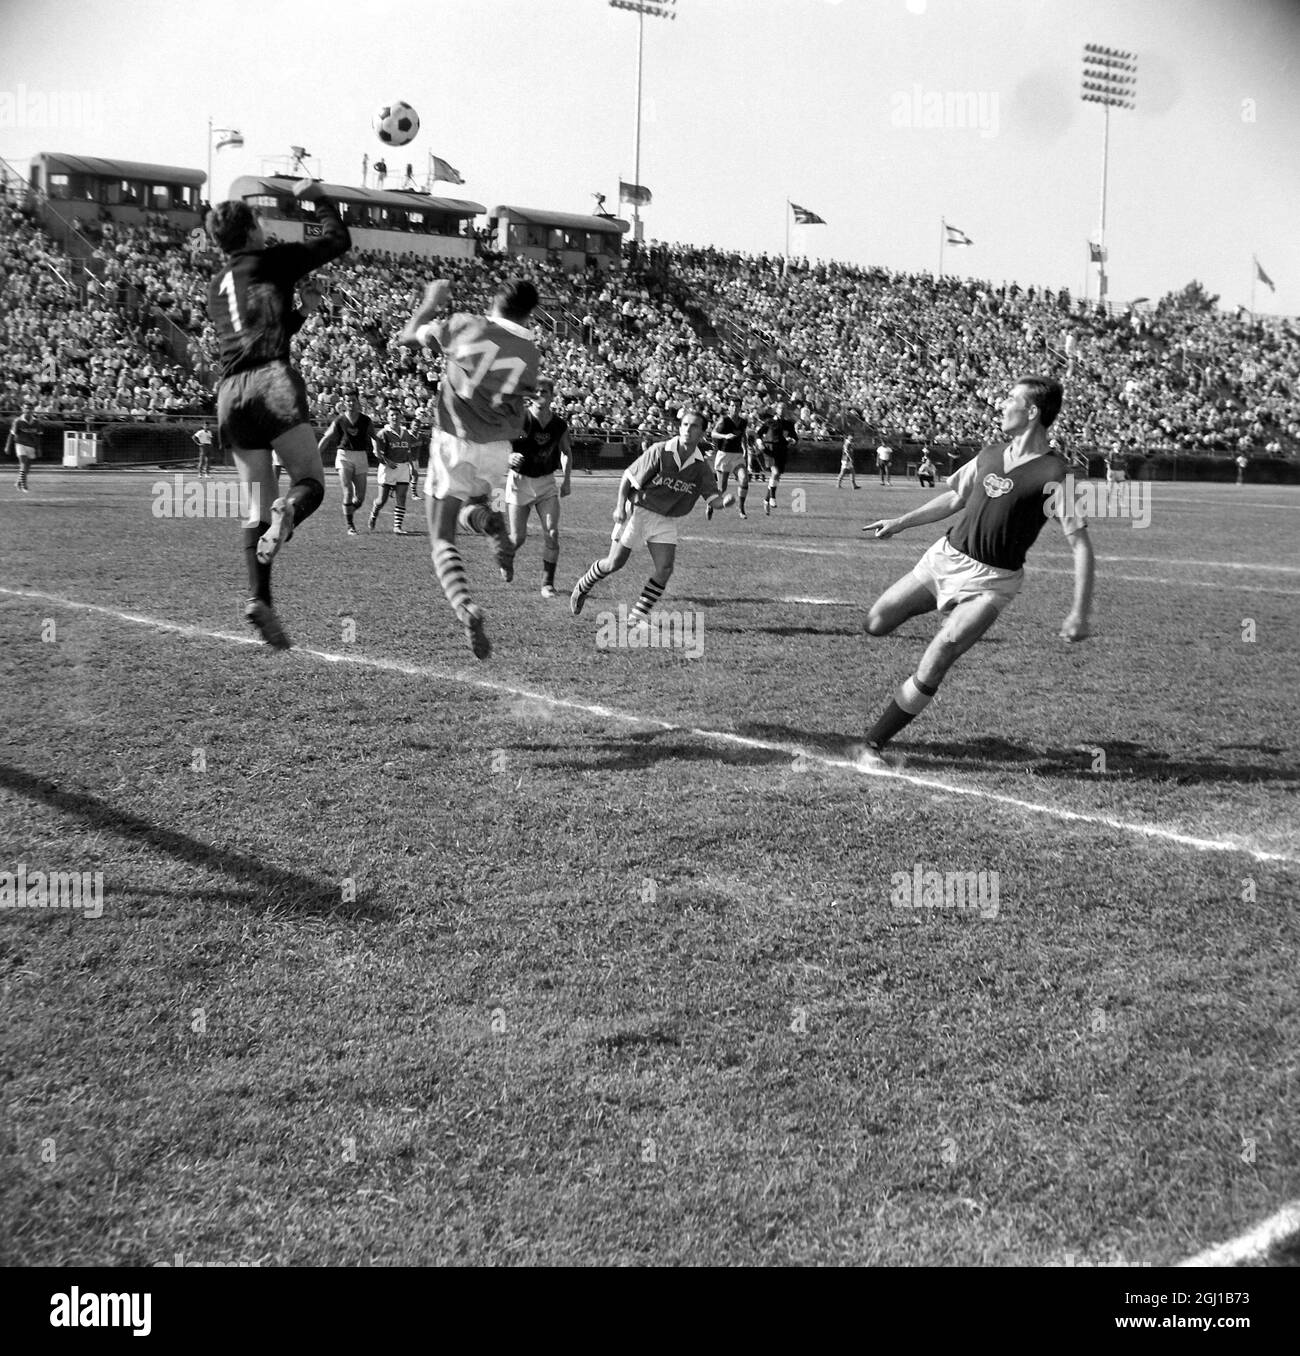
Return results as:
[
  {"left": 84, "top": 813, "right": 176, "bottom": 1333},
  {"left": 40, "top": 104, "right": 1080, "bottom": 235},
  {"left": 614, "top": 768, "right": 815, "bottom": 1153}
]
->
[
  {"left": 505, "top": 472, "right": 559, "bottom": 509},
  {"left": 911, "top": 537, "right": 1023, "bottom": 615},
  {"left": 15, "top": 447, "right": 35, "bottom": 461},
  {"left": 335, "top": 448, "right": 369, "bottom": 474},
  {"left": 613, "top": 506, "right": 679, "bottom": 551},
  {"left": 377, "top": 461, "right": 411, "bottom": 487},
  {"left": 713, "top": 451, "right": 745, "bottom": 476},
  {"left": 426, "top": 429, "right": 510, "bottom": 501}
]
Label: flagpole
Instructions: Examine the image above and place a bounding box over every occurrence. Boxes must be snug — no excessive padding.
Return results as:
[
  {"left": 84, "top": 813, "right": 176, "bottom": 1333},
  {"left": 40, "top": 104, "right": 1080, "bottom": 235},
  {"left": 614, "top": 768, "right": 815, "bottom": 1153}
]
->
[
  {"left": 939, "top": 218, "right": 945, "bottom": 278},
  {"left": 1250, "top": 255, "right": 1256, "bottom": 320},
  {"left": 785, "top": 199, "right": 790, "bottom": 259},
  {"left": 206, "top": 115, "right": 212, "bottom": 203}
]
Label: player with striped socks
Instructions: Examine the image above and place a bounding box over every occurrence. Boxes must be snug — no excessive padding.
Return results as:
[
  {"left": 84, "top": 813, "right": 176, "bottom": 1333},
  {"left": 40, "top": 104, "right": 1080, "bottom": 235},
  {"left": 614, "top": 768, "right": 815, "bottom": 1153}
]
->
[
  {"left": 570, "top": 409, "right": 733, "bottom": 625},
  {"left": 399, "top": 277, "right": 540, "bottom": 659},
  {"left": 369, "top": 410, "right": 418, "bottom": 534},
  {"left": 856, "top": 377, "right": 1093, "bottom": 765}
]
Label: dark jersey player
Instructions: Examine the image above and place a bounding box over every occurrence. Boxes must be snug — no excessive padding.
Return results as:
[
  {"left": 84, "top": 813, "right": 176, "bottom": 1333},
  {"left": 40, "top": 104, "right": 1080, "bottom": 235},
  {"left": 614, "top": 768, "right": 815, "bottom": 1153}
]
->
[
  {"left": 757, "top": 400, "right": 798, "bottom": 515},
  {"left": 855, "top": 377, "right": 1093, "bottom": 765},
  {"left": 505, "top": 378, "right": 573, "bottom": 598},
  {"left": 709, "top": 398, "right": 750, "bottom": 519},
  {"left": 398, "top": 276, "right": 541, "bottom": 659},
  {"left": 319, "top": 390, "right": 377, "bottom": 535},
  {"left": 206, "top": 179, "right": 350, "bottom": 648}
]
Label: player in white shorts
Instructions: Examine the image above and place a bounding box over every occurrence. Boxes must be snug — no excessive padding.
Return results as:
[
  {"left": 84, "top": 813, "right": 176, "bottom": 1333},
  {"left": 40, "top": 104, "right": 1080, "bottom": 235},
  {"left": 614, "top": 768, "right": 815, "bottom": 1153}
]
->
[
  {"left": 708, "top": 397, "right": 750, "bottom": 520},
  {"left": 399, "top": 276, "right": 541, "bottom": 658},
  {"left": 856, "top": 377, "right": 1093, "bottom": 762},
  {"left": 318, "top": 388, "right": 377, "bottom": 536},
  {"left": 505, "top": 378, "right": 572, "bottom": 598},
  {"left": 570, "top": 409, "right": 734, "bottom": 622},
  {"left": 369, "top": 411, "right": 420, "bottom": 534}
]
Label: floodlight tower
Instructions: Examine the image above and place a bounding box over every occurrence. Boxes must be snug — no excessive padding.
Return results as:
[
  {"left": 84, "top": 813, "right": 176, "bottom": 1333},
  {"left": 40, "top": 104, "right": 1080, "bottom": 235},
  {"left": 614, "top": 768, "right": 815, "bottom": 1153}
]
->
[
  {"left": 1081, "top": 43, "right": 1137, "bottom": 302},
  {"left": 609, "top": 0, "right": 676, "bottom": 242}
]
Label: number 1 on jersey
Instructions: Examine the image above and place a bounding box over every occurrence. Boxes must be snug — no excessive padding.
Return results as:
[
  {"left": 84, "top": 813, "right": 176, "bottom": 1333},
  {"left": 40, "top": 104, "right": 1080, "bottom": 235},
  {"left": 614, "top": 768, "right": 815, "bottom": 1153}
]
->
[{"left": 220, "top": 271, "right": 243, "bottom": 332}]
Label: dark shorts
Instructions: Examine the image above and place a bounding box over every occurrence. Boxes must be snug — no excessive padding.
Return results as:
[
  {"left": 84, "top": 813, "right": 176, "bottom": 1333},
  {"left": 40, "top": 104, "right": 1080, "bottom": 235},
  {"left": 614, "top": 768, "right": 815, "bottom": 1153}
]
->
[
  {"left": 217, "top": 361, "right": 311, "bottom": 450},
  {"left": 765, "top": 446, "right": 788, "bottom": 475}
]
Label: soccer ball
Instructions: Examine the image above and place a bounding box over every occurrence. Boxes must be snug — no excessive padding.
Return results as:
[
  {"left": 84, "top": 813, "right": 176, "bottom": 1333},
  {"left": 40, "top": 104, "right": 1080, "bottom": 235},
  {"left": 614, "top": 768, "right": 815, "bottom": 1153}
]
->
[{"left": 373, "top": 101, "right": 420, "bottom": 147}]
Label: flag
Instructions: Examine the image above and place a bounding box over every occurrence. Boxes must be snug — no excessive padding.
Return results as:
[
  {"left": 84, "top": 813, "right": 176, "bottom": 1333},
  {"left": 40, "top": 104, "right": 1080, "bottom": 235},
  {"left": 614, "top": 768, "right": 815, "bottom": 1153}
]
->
[
  {"left": 1255, "top": 258, "right": 1275, "bottom": 292},
  {"left": 790, "top": 203, "right": 825, "bottom": 225},
  {"left": 945, "top": 223, "right": 972, "bottom": 247},
  {"left": 430, "top": 155, "right": 464, "bottom": 185},
  {"left": 619, "top": 180, "right": 652, "bottom": 206},
  {"left": 1088, "top": 241, "right": 1107, "bottom": 264},
  {"left": 214, "top": 131, "right": 243, "bottom": 152}
]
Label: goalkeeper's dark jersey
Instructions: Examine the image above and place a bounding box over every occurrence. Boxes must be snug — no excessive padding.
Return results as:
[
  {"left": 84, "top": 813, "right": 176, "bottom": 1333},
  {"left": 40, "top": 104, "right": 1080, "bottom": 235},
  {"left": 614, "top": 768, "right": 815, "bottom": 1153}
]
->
[{"left": 207, "top": 197, "right": 350, "bottom": 381}]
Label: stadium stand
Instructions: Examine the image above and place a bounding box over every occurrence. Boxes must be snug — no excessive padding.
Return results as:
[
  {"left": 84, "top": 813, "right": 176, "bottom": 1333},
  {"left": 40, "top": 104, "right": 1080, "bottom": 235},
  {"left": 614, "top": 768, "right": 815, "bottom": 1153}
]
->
[{"left": 2, "top": 161, "right": 1297, "bottom": 474}]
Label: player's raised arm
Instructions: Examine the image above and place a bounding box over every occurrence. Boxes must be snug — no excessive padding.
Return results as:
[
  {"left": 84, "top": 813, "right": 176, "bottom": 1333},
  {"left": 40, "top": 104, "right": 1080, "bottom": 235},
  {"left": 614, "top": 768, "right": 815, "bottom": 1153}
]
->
[
  {"left": 399, "top": 280, "right": 453, "bottom": 349},
  {"left": 285, "top": 180, "right": 350, "bottom": 272}
]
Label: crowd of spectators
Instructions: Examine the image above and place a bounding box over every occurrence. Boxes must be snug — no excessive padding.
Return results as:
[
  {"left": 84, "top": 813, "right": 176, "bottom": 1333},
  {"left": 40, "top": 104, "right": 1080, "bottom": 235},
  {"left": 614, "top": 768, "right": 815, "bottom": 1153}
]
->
[
  {"left": 2, "top": 194, "right": 1297, "bottom": 458},
  {"left": 0, "top": 204, "right": 211, "bottom": 420}
]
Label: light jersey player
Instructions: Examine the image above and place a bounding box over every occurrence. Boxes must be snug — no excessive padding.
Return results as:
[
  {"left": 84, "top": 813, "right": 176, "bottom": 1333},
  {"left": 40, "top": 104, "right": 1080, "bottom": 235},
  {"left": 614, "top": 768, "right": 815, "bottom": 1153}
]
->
[
  {"left": 369, "top": 412, "right": 420, "bottom": 534},
  {"left": 205, "top": 180, "right": 350, "bottom": 649},
  {"left": 856, "top": 377, "right": 1094, "bottom": 764},
  {"left": 318, "top": 389, "right": 377, "bottom": 536},
  {"left": 505, "top": 377, "right": 572, "bottom": 598},
  {"left": 708, "top": 397, "right": 750, "bottom": 519},
  {"left": 570, "top": 409, "right": 734, "bottom": 623},
  {"left": 399, "top": 276, "right": 541, "bottom": 659}
]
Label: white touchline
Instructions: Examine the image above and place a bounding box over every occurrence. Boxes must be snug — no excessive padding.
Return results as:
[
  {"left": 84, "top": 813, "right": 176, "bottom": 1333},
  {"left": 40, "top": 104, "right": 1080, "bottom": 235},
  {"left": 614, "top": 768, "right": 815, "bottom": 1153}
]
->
[
  {"left": 1176, "top": 1199, "right": 1300, "bottom": 1267},
  {"left": 3, "top": 586, "right": 1297, "bottom": 866}
]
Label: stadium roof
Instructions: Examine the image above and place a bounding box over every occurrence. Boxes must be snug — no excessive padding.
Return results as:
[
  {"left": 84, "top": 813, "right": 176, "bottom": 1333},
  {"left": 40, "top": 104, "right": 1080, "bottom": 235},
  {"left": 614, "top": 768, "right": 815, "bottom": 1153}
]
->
[
  {"left": 36, "top": 152, "right": 206, "bottom": 187},
  {"left": 231, "top": 176, "right": 484, "bottom": 217},
  {"left": 490, "top": 206, "right": 629, "bottom": 236}
]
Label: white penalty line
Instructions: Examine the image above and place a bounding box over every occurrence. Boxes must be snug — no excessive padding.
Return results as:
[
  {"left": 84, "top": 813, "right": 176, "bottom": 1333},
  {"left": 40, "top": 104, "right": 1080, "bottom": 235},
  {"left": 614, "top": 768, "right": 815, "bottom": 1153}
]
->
[
  {"left": 3, "top": 585, "right": 1297, "bottom": 867},
  {"left": 1177, "top": 1200, "right": 1300, "bottom": 1267}
]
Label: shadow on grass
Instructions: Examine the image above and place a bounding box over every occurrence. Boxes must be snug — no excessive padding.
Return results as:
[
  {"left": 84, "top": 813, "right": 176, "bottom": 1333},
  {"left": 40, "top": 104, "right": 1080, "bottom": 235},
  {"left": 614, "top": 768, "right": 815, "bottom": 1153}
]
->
[
  {"left": 0, "top": 763, "right": 387, "bottom": 920},
  {"left": 524, "top": 729, "right": 791, "bottom": 771},
  {"left": 733, "top": 727, "right": 1297, "bottom": 786}
]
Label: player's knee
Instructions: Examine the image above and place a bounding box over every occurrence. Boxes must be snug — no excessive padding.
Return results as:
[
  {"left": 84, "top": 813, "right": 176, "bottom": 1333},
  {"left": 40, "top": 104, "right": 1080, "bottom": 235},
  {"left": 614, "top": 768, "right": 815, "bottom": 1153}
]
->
[{"left": 864, "top": 607, "right": 893, "bottom": 637}]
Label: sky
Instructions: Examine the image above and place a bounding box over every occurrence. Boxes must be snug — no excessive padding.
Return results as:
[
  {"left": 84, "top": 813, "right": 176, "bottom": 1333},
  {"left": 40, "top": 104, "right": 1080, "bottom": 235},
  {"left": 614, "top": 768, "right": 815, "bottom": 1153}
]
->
[{"left": 1, "top": 0, "right": 1297, "bottom": 315}]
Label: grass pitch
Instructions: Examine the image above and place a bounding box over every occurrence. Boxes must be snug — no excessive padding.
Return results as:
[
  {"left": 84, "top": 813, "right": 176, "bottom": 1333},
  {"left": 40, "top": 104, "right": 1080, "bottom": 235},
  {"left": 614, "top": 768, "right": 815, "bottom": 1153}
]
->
[{"left": 1, "top": 467, "right": 1297, "bottom": 1266}]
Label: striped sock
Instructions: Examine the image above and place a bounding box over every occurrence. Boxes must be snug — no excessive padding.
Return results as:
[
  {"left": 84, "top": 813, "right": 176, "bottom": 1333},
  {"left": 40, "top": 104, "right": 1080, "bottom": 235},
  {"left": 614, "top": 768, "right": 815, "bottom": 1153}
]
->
[
  {"left": 432, "top": 541, "right": 473, "bottom": 622},
  {"left": 575, "top": 558, "right": 612, "bottom": 597},
  {"left": 393, "top": 503, "right": 405, "bottom": 532},
  {"left": 459, "top": 503, "right": 495, "bottom": 534},
  {"left": 630, "top": 577, "right": 666, "bottom": 622},
  {"left": 865, "top": 674, "right": 939, "bottom": 749}
]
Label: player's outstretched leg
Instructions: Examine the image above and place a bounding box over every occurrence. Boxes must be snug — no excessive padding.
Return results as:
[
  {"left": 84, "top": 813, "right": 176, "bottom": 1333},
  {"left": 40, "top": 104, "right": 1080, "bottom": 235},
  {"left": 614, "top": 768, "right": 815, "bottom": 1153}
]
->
[
  {"left": 736, "top": 468, "right": 749, "bottom": 518},
  {"left": 392, "top": 482, "right": 408, "bottom": 534},
  {"left": 369, "top": 484, "right": 389, "bottom": 532},
  {"left": 458, "top": 498, "right": 515, "bottom": 582},
  {"left": 431, "top": 493, "right": 490, "bottom": 659},
  {"left": 571, "top": 539, "right": 631, "bottom": 616},
  {"left": 259, "top": 425, "right": 325, "bottom": 565},
  {"left": 765, "top": 469, "right": 781, "bottom": 514},
  {"left": 629, "top": 540, "right": 676, "bottom": 624}
]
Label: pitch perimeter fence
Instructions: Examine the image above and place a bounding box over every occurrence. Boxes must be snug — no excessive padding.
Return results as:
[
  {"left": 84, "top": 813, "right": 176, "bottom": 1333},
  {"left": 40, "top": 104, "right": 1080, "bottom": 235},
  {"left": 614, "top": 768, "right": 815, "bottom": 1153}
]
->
[{"left": 2, "top": 417, "right": 1298, "bottom": 484}]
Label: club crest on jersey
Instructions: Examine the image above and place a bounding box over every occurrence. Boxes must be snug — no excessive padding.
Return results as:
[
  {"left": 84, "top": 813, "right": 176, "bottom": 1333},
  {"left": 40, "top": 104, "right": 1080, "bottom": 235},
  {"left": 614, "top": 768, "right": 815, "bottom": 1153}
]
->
[{"left": 983, "top": 472, "right": 1014, "bottom": 498}]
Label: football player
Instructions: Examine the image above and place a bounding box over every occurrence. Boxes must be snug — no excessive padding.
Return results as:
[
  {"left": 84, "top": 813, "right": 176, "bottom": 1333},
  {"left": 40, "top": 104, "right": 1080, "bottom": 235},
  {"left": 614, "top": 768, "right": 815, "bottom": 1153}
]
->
[
  {"left": 505, "top": 377, "right": 572, "bottom": 598},
  {"left": 399, "top": 276, "right": 541, "bottom": 658},
  {"left": 318, "top": 388, "right": 377, "bottom": 536},
  {"left": 205, "top": 180, "right": 350, "bottom": 648}
]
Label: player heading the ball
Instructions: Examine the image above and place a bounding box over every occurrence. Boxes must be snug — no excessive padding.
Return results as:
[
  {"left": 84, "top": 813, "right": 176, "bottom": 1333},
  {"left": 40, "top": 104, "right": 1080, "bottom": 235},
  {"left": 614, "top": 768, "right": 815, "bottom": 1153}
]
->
[{"left": 399, "top": 276, "right": 541, "bottom": 659}]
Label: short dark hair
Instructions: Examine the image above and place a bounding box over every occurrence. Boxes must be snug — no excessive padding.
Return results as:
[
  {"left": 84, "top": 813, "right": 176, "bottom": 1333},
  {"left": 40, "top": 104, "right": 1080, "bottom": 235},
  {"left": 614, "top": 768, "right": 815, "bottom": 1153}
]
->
[
  {"left": 496, "top": 278, "right": 539, "bottom": 323},
  {"left": 206, "top": 200, "right": 257, "bottom": 254},
  {"left": 679, "top": 408, "right": 705, "bottom": 426},
  {"left": 1015, "top": 376, "right": 1063, "bottom": 429}
]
